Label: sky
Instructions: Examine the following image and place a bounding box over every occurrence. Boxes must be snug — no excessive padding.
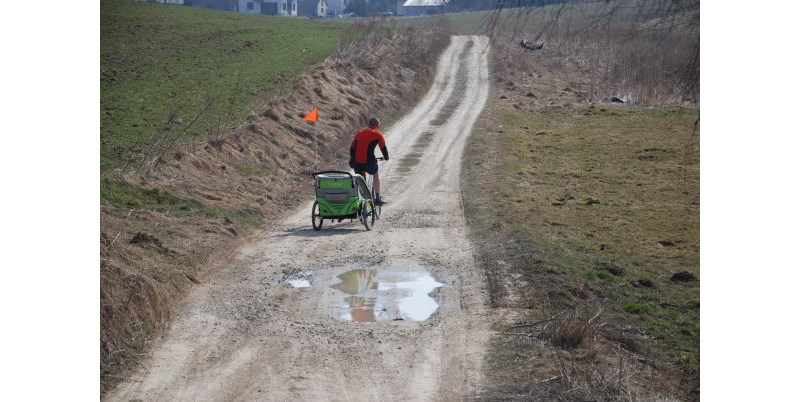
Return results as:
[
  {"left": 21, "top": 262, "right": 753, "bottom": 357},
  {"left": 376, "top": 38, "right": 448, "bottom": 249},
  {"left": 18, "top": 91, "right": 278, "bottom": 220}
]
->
[{"left": 2, "top": 0, "right": 799, "bottom": 399}]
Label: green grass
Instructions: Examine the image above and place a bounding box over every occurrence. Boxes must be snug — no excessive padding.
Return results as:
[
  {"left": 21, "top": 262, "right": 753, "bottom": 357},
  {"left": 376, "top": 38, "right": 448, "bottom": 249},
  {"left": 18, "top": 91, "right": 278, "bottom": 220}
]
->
[
  {"left": 623, "top": 301, "right": 651, "bottom": 314},
  {"left": 232, "top": 162, "right": 276, "bottom": 177},
  {"left": 100, "top": 178, "right": 211, "bottom": 215},
  {"left": 101, "top": 178, "right": 264, "bottom": 227},
  {"left": 100, "top": 179, "right": 205, "bottom": 212},
  {"left": 101, "top": 0, "right": 348, "bottom": 171},
  {"left": 473, "top": 104, "right": 699, "bottom": 376},
  {"left": 498, "top": 106, "right": 699, "bottom": 274}
]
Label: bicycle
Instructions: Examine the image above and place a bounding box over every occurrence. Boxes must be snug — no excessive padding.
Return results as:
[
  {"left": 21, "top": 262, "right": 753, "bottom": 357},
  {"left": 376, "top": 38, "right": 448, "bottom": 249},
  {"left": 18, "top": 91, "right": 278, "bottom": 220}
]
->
[{"left": 352, "top": 157, "right": 385, "bottom": 220}]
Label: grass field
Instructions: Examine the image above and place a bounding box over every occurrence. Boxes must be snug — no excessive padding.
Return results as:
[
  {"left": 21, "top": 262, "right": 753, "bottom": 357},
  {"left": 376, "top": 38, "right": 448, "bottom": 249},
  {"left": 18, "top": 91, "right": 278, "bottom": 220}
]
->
[
  {"left": 500, "top": 105, "right": 699, "bottom": 342},
  {"left": 101, "top": 0, "right": 347, "bottom": 171},
  {"left": 464, "top": 102, "right": 700, "bottom": 398}
]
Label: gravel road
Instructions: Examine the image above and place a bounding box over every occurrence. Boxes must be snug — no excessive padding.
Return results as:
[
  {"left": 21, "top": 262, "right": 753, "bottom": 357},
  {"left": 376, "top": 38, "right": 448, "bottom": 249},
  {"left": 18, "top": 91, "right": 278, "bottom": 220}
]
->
[{"left": 107, "top": 35, "right": 491, "bottom": 401}]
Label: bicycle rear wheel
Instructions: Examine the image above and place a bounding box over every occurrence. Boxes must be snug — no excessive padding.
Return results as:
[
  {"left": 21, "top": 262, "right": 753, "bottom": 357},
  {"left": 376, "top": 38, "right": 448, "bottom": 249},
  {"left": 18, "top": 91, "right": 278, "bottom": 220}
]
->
[
  {"left": 311, "top": 201, "right": 323, "bottom": 231},
  {"left": 361, "top": 200, "right": 375, "bottom": 230}
]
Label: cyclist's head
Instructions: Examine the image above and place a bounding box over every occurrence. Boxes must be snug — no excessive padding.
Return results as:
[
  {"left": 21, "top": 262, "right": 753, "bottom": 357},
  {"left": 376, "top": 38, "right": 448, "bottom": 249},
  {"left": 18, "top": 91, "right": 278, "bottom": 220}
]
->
[{"left": 368, "top": 117, "right": 380, "bottom": 128}]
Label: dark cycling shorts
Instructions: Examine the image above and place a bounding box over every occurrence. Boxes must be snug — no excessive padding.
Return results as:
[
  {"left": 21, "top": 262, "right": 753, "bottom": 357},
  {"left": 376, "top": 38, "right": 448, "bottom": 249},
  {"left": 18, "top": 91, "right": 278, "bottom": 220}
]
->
[{"left": 349, "top": 160, "right": 378, "bottom": 175}]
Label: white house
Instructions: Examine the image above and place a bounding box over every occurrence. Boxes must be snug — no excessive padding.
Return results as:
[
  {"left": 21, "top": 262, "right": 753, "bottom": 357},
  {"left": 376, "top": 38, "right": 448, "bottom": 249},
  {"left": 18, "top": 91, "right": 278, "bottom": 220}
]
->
[
  {"left": 398, "top": 0, "right": 446, "bottom": 16},
  {"left": 238, "top": 0, "right": 298, "bottom": 16},
  {"left": 298, "top": 0, "right": 329, "bottom": 17}
]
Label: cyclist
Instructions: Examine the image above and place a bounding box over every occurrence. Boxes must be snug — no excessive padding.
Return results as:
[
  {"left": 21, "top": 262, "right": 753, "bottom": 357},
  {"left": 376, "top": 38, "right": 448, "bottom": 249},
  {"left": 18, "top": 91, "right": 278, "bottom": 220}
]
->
[{"left": 349, "top": 117, "right": 389, "bottom": 205}]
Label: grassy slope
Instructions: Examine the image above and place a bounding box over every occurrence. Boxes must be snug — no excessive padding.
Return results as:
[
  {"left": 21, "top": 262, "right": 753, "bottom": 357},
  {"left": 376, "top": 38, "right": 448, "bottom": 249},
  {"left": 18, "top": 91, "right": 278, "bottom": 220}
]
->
[
  {"left": 99, "top": 0, "right": 348, "bottom": 389},
  {"left": 101, "top": 0, "right": 346, "bottom": 171}
]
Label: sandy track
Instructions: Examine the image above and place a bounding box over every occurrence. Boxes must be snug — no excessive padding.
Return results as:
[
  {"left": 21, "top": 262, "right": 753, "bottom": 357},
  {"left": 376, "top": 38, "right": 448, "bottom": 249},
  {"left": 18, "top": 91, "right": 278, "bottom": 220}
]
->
[{"left": 107, "top": 35, "right": 491, "bottom": 402}]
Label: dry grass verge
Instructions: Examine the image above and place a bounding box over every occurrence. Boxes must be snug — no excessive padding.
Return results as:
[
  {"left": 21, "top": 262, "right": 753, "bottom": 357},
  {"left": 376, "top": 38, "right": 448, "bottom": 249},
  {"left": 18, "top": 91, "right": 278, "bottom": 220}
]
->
[{"left": 487, "top": 301, "right": 675, "bottom": 400}]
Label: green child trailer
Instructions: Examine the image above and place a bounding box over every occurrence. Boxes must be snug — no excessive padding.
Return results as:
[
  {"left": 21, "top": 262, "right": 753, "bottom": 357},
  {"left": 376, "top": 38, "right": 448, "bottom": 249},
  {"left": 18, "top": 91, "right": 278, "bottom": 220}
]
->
[{"left": 310, "top": 171, "right": 377, "bottom": 231}]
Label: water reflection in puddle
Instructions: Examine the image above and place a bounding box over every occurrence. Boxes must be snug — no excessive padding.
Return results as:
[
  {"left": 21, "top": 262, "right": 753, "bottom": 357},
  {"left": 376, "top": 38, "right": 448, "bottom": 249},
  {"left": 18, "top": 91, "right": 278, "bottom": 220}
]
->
[{"left": 330, "top": 268, "right": 444, "bottom": 322}]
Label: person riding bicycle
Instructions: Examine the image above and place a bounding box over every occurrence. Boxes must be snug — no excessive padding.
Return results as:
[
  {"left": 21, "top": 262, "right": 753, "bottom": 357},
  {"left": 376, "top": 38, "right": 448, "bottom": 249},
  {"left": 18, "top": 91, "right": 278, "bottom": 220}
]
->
[{"left": 349, "top": 117, "right": 389, "bottom": 206}]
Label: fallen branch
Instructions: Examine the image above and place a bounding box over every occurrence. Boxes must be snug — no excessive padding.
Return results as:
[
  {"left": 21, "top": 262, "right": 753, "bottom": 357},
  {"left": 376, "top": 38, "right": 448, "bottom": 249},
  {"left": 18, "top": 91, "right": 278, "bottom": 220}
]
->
[
  {"left": 493, "top": 332, "right": 535, "bottom": 336},
  {"left": 106, "top": 231, "right": 122, "bottom": 249},
  {"left": 542, "top": 375, "right": 561, "bottom": 383}
]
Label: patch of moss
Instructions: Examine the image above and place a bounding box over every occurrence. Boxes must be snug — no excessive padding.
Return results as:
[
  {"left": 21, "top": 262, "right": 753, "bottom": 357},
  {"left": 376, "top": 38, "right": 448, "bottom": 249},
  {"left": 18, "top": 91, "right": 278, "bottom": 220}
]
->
[{"left": 623, "top": 302, "right": 651, "bottom": 314}]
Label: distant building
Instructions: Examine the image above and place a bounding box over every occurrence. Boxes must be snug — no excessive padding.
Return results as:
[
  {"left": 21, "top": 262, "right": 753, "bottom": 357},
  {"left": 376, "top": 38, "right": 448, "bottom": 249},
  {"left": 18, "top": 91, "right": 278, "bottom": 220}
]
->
[
  {"left": 237, "top": 0, "right": 298, "bottom": 16},
  {"left": 397, "top": 0, "right": 447, "bottom": 16},
  {"left": 326, "top": 0, "right": 348, "bottom": 16},
  {"left": 297, "top": 0, "right": 330, "bottom": 17},
  {"left": 184, "top": 0, "right": 236, "bottom": 10},
  {"left": 142, "top": 0, "right": 186, "bottom": 4}
]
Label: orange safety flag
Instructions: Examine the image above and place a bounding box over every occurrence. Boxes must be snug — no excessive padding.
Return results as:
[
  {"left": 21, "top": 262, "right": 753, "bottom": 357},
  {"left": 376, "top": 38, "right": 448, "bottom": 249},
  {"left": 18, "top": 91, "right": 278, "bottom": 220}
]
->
[{"left": 303, "top": 107, "right": 318, "bottom": 122}]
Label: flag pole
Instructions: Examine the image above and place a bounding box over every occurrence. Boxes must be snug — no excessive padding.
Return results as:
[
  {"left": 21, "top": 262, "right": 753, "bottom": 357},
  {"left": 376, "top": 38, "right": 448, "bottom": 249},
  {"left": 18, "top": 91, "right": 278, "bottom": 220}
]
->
[
  {"left": 312, "top": 88, "right": 318, "bottom": 169},
  {"left": 303, "top": 106, "right": 319, "bottom": 169},
  {"left": 313, "top": 89, "right": 318, "bottom": 169}
]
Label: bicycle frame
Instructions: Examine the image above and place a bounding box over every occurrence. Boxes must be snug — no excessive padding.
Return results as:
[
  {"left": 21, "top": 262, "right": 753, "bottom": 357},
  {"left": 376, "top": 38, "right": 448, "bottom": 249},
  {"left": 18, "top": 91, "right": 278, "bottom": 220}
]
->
[
  {"left": 353, "top": 167, "right": 381, "bottom": 220},
  {"left": 354, "top": 171, "right": 375, "bottom": 200}
]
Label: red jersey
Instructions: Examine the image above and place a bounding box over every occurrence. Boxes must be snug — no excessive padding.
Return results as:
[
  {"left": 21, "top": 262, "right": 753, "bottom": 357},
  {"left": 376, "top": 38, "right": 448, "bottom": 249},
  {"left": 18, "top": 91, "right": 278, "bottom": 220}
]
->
[{"left": 350, "top": 127, "right": 389, "bottom": 164}]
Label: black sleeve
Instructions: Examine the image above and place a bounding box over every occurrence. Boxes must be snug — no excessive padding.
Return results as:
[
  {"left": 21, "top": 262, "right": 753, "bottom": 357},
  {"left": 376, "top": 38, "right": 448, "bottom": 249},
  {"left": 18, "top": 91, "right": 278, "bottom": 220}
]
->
[{"left": 380, "top": 145, "right": 389, "bottom": 160}]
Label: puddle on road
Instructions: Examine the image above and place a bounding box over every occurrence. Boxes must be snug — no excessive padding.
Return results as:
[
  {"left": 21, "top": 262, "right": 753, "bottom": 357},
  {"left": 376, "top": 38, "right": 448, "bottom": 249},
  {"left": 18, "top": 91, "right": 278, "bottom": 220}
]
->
[{"left": 330, "top": 267, "right": 444, "bottom": 322}]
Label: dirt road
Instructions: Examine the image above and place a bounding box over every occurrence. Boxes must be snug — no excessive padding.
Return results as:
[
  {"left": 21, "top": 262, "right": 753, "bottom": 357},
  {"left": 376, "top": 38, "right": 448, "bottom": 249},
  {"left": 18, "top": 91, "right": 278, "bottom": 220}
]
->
[{"left": 107, "top": 35, "right": 491, "bottom": 401}]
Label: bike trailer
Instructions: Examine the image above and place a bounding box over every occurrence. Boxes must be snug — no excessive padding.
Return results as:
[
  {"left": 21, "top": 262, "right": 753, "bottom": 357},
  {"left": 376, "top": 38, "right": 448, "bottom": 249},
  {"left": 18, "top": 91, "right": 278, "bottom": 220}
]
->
[{"left": 312, "top": 171, "right": 360, "bottom": 218}]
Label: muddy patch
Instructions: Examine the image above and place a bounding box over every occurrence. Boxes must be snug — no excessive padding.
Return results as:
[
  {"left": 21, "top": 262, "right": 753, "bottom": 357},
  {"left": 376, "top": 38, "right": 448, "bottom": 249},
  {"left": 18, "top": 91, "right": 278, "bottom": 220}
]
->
[
  {"left": 636, "top": 148, "right": 675, "bottom": 161},
  {"left": 412, "top": 131, "right": 435, "bottom": 150},
  {"left": 329, "top": 266, "right": 444, "bottom": 322},
  {"left": 670, "top": 271, "right": 697, "bottom": 282}
]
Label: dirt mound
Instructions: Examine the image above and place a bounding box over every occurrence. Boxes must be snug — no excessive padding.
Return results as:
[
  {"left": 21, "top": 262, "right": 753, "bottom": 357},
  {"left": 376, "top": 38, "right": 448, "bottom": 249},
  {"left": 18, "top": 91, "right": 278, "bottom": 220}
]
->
[{"left": 100, "top": 21, "right": 451, "bottom": 393}]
